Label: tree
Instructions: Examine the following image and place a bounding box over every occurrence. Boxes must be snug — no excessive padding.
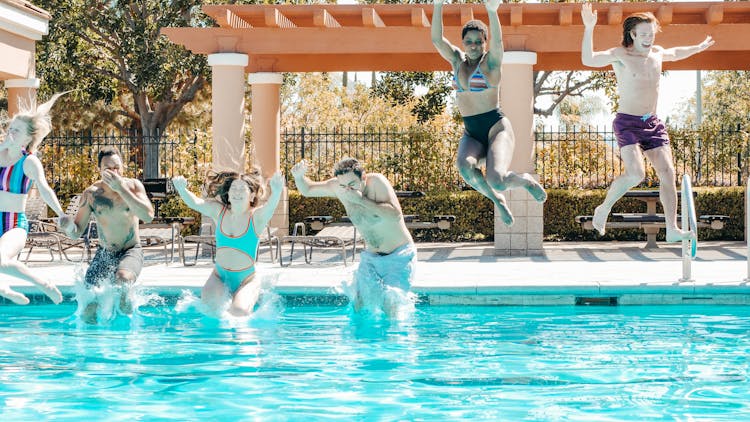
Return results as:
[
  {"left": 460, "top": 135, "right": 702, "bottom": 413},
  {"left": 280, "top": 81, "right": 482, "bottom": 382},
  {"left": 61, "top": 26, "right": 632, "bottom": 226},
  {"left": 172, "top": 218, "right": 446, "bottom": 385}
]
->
[
  {"left": 35, "top": 0, "right": 210, "bottom": 178},
  {"left": 371, "top": 72, "right": 453, "bottom": 124}
]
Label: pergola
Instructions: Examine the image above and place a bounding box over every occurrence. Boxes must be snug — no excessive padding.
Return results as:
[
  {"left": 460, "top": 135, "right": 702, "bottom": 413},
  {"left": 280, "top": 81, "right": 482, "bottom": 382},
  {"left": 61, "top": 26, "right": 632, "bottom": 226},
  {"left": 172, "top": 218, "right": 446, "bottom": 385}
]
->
[
  {"left": 0, "top": 0, "right": 50, "bottom": 116},
  {"left": 163, "top": 2, "right": 750, "bottom": 255}
]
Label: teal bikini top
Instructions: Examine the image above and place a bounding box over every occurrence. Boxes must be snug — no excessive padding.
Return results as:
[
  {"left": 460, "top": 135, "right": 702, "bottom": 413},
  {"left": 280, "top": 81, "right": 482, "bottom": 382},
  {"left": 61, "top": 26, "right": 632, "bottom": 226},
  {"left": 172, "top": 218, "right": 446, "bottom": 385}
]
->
[{"left": 215, "top": 206, "right": 259, "bottom": 259}]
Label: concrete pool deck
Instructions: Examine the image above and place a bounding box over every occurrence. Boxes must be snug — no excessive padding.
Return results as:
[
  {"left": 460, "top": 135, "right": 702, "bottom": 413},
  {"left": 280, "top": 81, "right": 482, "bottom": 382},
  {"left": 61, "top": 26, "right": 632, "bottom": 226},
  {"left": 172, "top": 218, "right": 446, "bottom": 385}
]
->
[{"left": 5, "top": 240, "right": 750, "bottom": 305}]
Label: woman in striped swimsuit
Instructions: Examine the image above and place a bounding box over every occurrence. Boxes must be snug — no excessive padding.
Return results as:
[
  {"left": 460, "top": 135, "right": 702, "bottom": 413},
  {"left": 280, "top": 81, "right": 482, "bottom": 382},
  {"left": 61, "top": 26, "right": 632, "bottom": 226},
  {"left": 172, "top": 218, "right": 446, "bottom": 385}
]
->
[
  {"left": 172, "top": 167, "right": 283, "bottom": 317},
  {"left": 0, "top": 94, "right": 67, "bottom": 305},
  {"left": 431, "top": 0, "right": 546, "bottom": 225}
]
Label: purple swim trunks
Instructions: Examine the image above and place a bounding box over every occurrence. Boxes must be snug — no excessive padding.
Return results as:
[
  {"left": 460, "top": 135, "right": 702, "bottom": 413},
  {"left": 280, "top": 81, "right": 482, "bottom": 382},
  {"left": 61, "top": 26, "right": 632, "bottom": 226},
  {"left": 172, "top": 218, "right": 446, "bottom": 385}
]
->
[{"left": 612, "top": 113, "right": 670, "bottom": 151}]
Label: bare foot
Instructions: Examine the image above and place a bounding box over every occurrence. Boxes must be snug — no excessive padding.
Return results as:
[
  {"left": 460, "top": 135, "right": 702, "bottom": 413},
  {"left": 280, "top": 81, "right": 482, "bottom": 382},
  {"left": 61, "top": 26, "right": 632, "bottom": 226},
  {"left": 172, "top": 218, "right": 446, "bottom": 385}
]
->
[
  {"left": 494, "top": 195, "right": 515, "bottom": 226},
  {"left": 666, "top": 227, "right": 693, "bottom": 243},
  {"left": 1, "top": 288, "right": 30, "bottom": 305},
  {"left": 592, "top": 205, "right": 608, "bottom": 236},
  {"left": 523, "top": 175, "right": 547, "bottom": 202}
]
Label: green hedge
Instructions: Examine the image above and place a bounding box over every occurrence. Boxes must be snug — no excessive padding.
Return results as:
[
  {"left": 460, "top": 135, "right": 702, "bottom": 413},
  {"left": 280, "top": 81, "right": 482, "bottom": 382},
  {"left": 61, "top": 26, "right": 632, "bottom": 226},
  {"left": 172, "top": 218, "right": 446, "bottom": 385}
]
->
[{"left": 288, "top": 187, "right": 745, "bottom": 242}]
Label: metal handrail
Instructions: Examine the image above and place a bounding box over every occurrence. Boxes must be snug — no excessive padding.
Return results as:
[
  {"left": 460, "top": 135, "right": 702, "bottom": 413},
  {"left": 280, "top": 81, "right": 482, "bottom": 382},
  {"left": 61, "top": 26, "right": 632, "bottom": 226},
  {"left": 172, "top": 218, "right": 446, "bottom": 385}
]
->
[{"left": 680, "top": 174, "right": 698, "bottom": 282}]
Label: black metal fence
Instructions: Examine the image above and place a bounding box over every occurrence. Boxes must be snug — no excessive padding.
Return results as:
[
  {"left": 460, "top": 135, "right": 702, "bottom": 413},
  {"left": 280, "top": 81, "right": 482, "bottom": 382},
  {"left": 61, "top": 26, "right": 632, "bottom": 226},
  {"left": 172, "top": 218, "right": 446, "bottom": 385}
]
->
[
  {"left": 40, "top": 124, "right": 748, "bottom": 198},
  {"left": 535, "top": 124, "right": 748, "bottom": 188}
]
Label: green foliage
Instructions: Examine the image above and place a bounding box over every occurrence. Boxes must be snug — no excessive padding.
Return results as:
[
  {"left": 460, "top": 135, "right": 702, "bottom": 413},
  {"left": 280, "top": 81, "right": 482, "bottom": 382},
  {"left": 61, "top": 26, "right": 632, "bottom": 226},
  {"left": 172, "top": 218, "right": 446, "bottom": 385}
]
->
[
  {"left": 158, "top": 194, "right": 202, "bottom": 236},
  {"left": 35, "top": 0, "right": 209, "bottom": 135},
  {"left": 371, "top": 72, "right": 452, "bottom": 124},
  {"left": 544, "top": 187, "right": 744, "bottom": 242},
  {"left": 290, "top": 187, "right": 743, "bottom": 242}
]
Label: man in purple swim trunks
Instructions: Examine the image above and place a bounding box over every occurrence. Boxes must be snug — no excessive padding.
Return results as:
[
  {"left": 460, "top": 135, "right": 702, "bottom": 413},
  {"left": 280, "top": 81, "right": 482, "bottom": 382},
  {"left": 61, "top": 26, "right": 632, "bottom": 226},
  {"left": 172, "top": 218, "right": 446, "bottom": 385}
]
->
[{"left": 581, "top": 3, "right": 714, "bottom": 242}]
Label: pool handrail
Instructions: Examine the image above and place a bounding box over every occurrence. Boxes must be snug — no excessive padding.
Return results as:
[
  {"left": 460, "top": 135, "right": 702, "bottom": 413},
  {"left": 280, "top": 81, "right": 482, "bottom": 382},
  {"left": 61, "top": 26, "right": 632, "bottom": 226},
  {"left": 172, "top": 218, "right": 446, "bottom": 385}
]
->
[{"left": 680, "top": 174, "right": 698, "bottom": 282}]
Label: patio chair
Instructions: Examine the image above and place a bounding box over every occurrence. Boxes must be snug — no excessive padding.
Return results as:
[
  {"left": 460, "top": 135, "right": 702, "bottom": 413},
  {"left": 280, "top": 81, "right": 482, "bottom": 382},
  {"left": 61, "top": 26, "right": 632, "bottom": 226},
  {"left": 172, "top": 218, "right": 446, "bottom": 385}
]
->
[
  {"left": 23, "top": 194, "right": 96, "bottom": 262},
  {"left": 280, "top": 216, "right": 361, "bottom": 266},
  {"left": 139, "top": 222, "right": 182, "bottom": 264}
]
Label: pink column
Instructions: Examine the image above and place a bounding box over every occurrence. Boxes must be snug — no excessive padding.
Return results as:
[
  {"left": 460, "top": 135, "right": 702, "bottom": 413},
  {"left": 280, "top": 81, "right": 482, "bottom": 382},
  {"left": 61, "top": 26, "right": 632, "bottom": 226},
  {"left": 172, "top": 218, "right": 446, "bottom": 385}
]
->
[
  {"left": 5, "top": 78, "right": 39, "bottom": 117},
  {"left": 247, "top": 72, "right": 283, "bottom": 177},
  {"left": 208, "top": 53, "right": 248, "bottom": 173},
  {"left": 248, "top": 72, "right": 287, "bottom": 234},
  {"left": 494, "top": 52, "right": 543, "bottom": 256}
]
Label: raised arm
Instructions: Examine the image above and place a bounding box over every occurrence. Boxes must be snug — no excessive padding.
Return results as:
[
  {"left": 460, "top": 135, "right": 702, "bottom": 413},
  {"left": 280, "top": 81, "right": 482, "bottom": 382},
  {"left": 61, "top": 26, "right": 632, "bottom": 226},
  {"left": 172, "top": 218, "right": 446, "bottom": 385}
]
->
[
  {"left": 431, "top": 0, "right": 462, "bottom": 65},
  {"left": 171, "top": 175, "right": 223, "bottom": 220},
  {"left": 484, "top": 0, "right": 503, "bottom": 68},
  {"left": 661, "top": 36, "right": 714, "bottom": 62},
  {"left": 22, "top": 155, "right": 65, "bottom": 217},
  {"left": 291, "top": 160, "right": 337, "bottom": 198},
  {"left": 581, "top": 3, "right": 617, "bottom": 68},
  {"left": 252, "top": 171, "right": 284, "bottom": 232}
]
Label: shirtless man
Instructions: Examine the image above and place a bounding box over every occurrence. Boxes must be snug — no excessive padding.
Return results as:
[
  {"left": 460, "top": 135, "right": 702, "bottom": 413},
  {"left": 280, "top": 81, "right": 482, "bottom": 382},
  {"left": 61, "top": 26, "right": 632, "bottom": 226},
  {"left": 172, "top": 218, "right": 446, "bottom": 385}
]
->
[
  {"left": 581, "top": 3, "right": 714, "bottom": 241},
  {"left": 60, "top": 146, "right": 154, "bottom": 323},
  {"left": 291, "top": 158, "right": 416, "bottom": 315}
]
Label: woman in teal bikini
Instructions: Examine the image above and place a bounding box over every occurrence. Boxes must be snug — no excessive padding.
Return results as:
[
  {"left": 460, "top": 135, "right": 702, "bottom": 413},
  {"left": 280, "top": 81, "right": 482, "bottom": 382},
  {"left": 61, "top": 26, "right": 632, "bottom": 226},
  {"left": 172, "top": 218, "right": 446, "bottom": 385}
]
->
[
  {"left": 431, "top": 0, "right": 546, "bottom": 225},
  {"left": 0, "top": 94, "right": 67, "bottom": 305},
  {"left": 172, "top": 168, "right": 283, "bottom": 316}
]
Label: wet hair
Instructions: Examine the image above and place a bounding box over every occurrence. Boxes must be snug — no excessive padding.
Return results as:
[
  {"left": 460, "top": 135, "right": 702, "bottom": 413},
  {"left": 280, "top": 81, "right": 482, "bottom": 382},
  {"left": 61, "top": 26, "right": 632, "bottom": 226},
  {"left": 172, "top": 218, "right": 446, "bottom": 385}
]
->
[
  {"left": 622, "top": 12, "right": 660, "bottom": 48},
  {"left": 205, "top": 166, "right": 266, "bottom": 208},
  {"left": 97, "top": 146, "right": 122, "bottom": 167},
  {"left": 462, "top": 20, "right": 488, "bottom": 42},
  {"left": 9, "top": 92, "right": 67, "bottom": 153},
  {"left": 333, "top": 157, "right": 364, "bottom": 179}
]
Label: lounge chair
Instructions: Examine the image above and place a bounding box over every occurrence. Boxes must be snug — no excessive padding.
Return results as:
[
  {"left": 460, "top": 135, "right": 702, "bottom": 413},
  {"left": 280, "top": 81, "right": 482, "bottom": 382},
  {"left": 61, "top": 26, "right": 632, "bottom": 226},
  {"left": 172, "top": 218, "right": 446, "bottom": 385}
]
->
[
  {"left": 24, "top": 194, "right": 96, "bottom": 262},
  {"left": 281, "top": 216, "right": 361, "bottom": 266}
]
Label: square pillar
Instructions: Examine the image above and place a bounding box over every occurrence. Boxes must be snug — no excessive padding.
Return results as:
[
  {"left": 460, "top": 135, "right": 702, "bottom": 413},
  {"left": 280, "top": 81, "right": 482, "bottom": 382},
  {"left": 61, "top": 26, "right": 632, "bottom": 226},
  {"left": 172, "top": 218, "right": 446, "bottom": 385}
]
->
[
  {"left": 248, "top": 72, "right": 287, "bottom": 235},
  {"left": 496, "top": 52, "right": 543, "bottom": 256},
  {"left": 5, "top": 78, "right": 39, "bottom": 117},
  {"left": 208, "top": 53, "right": 248, "bottom": 173}
]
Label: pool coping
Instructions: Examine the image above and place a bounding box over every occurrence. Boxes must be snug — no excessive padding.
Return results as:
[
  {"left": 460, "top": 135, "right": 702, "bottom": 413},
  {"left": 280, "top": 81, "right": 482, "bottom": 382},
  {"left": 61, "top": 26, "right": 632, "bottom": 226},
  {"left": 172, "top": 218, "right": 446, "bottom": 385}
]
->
[{"left": 3, "top": 241, "right": 750, "bottom": 306}]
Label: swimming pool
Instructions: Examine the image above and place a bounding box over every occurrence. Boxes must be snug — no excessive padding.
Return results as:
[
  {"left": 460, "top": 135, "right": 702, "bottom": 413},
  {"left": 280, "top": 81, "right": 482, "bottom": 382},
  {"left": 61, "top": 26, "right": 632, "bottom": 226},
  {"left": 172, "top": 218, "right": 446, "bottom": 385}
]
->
[{"left": 1, "top": 303, "right": 749, "bottom": 420}]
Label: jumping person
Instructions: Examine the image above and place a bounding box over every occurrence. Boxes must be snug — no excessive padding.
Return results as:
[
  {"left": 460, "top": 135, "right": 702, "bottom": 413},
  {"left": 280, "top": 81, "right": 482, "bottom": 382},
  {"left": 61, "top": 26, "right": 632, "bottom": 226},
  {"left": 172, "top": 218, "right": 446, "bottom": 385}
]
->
[
  {"left": 172, "top": 168, "right": 283, "bottom": 317},
  {"left": 431, "top": 0, "right": 546, "bottom": 226},
  {"left": 291, "top": 158, "right": 416, "bottom": 317},
  {"left": 0, "top": 94, "right": 66, "bottom": 305},
  {"left": 581, "top": 3, "right": 714, "bottom": 241},
  {"left": 59, "top": 146, "right": 154, "bottom": 323}
]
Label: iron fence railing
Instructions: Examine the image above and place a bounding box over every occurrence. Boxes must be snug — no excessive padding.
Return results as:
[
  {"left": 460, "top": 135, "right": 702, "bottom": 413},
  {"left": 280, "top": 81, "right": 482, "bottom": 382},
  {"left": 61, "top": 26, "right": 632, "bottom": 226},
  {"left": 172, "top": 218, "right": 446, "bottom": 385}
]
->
[{"left": 40, "top": 124, "right": 747, "bottom": 198}]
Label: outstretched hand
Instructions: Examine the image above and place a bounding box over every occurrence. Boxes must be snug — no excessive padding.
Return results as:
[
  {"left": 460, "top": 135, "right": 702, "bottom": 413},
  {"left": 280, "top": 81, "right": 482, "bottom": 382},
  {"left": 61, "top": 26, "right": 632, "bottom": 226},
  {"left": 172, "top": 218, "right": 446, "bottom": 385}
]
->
[
  {"left": 269, "top": 171, "right": 285, "bottom": 193},
  {"left": 171, "top": 175, "right": 188, "bottom": 193},
  {"left": 485, "top": 0, "right": 501, "bottom": 12},
  {"left": 291, "top": 160, "right": 308, "bottom": 179},
  {"left": 581, "top": 3, "right": 597, "bottom": 28},
  {"left": 699, "top": 35, "right": 715, "bottom": 51}
]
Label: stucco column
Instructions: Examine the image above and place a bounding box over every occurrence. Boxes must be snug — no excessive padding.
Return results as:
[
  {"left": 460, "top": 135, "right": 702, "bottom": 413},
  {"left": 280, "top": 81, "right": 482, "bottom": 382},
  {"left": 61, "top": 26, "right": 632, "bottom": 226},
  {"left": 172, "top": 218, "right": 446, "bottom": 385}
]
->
[
  {"left": 208, "top": 53, "right": 248, "bottom": 173},
  {"left": 248, "top": 72, "right": 287, "bottom": 234},
  {"left": 5, "top": 78, "right": 39, "bottom": 117},
  {"left": 494, "top": 52, "right": 543, "bottom": 256},
  {"left": 247, "top": 72, "right": 283, "bottom": 177}
]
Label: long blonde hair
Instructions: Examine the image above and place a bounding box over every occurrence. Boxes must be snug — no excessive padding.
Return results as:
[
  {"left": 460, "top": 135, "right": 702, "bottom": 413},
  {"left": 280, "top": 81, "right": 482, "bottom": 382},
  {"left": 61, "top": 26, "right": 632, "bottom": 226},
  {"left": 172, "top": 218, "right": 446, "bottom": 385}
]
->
[{"left": 10, "top": 92, "right": 68, "bottom": 153}]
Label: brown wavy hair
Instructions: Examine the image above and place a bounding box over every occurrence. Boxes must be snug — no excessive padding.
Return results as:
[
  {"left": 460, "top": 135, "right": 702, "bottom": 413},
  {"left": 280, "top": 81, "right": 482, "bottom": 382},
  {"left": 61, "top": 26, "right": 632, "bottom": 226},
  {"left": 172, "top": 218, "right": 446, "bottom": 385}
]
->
[
  {"left": 622, "top": 12, "right": 660, "bottom": 48},
  {"left": 205, "top": 166, "right": 266, "bottom": 208}
]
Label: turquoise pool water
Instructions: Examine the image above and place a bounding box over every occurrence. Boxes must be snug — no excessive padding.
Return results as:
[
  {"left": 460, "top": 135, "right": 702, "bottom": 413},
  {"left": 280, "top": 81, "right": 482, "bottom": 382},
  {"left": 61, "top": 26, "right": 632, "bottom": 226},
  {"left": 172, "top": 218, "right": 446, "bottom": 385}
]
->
[{"left": 1, "top": 303, "right": 749, "bottom": 420}]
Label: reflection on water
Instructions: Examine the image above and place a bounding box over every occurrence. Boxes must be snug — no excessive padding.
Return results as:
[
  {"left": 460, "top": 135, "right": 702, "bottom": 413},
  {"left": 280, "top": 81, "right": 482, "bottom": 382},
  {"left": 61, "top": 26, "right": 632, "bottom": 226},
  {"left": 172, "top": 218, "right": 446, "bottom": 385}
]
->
[{"left": 1, "top": 304, "right": 750, "bottom": 420}]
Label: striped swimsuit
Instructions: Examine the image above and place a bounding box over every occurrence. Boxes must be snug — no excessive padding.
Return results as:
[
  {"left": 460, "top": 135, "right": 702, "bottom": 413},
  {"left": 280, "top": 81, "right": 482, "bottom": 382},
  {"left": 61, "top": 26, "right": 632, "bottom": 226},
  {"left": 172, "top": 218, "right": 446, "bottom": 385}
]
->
[
  {"left": 453, "top": 59, "right": 505, "bottom": 146},
  {"left": 0, "top": 151, "right": 32, "bottom": 234}
]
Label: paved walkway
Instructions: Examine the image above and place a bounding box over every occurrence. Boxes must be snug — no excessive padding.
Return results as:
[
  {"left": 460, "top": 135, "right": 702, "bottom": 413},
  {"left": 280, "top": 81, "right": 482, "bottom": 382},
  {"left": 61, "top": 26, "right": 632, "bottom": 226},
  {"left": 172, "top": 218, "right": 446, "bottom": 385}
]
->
[{"left": 5, "top": 240, "right": 750, "bottom": 305}]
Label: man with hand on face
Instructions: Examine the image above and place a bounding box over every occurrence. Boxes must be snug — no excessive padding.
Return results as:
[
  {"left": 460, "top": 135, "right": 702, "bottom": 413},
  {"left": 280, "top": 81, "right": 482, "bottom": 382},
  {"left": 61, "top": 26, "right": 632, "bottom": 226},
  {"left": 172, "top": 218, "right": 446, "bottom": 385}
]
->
[
  {"left": 59, "top": 146, "right": 154, "bottom": 323},
  {"left": 291, "top": 158, "right": 416, "bottom": 317}
]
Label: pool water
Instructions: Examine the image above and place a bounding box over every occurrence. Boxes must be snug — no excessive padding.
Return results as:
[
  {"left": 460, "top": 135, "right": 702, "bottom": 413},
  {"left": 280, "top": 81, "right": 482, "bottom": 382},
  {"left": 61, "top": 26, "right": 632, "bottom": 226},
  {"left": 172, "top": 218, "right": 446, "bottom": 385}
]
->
[{"left": 1, "top": 303, "right": 749, "bottom": 420}]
